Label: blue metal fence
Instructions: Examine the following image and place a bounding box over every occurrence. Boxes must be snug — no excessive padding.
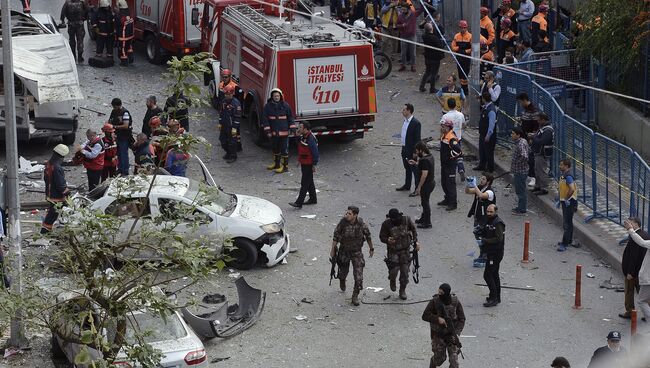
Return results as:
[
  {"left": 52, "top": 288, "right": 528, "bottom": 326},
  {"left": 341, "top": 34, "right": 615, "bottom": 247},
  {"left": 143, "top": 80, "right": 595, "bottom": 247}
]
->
[{"left": 495, "top": 64, "right": 650, "bottom": 233}]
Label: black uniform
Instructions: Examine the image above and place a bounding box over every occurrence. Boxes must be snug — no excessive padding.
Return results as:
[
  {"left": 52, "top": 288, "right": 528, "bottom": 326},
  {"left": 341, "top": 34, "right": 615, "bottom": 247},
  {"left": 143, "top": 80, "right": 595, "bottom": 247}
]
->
[
  {"left": 439, "top": 131, "right": 462, "bottom": 208},
  {"left": 41, "top": 154, "right": 68, "bottom": 234},
  {"left": 142, "top": 106, "right": 163, "bottom": 138},
  {"left": 420, "top": 31, "right": 444, "bottom": 93},
  {"left": 60, "top": 0, "right": 88, "bottom": 61},
  {"left": 481, "top": 215, "right": 505, "bottom": 304},
  {"left": 218, "top": 97, "right": 242, "bottom": 161},
  {"left": 92, "top": 6, "right": 115, "bottom": 57},
  {"left": 477, "top": 102, "right": 497, "bottom": 172},
  {"left": 115, "top": 8, "right": 134, "bottom": 65},
  {"left": 587, "top": 346, "right": 628, "bottom": 368},
  {"left": 165, "top": 93, "right": 191, "bottom": 132}
]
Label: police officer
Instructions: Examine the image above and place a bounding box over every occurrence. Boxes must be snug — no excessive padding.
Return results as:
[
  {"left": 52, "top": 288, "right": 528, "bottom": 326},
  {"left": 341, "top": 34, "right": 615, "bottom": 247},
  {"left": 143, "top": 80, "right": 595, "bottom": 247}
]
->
[
  {"left": 330, "top": 206, "right": 374, "bottom": 306},
  {"left": 41, "top": 144, "right": 70, "bottom": 234},
  {"left": 481, "top": 204, "right": 506, "bottom": 307},
  {"left": 438, "top": 120, "right": 461, "bottom": 211},
  {"left": 422, "top": 283, "right": 466, "bottom": 368},
  {"left": 379, "top": 208, "right": 420, "bottom": 300},
  {"left": 587, "top": 331, "right": 628, "bottom": 368},
  {"left": 91, "top": 0, "right": 114, "bottom": 59},
  {"left": 217, "top": 69, "right": 244, "bottom": 151},
  {"left": 218, "top": 84, "right": 242, "bottom": 163},
  {"left": 76, "top": 129, "right": 105, "bottom": 191},
  {"left": 115, "top": 0, "right": 134, "bottom": 66},
  {"left": 263, "top": 88, "right": 296, "bottom": 173},
  {"left": 60, "top": 0, "right": 88, "bottom": 63}
]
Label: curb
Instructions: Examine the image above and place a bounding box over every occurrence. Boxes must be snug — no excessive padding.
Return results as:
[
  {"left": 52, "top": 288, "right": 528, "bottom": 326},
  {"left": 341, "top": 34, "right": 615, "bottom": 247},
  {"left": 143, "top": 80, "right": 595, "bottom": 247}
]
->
[{"left": 461, "top": 132, "right": 623, "bottom": 270}]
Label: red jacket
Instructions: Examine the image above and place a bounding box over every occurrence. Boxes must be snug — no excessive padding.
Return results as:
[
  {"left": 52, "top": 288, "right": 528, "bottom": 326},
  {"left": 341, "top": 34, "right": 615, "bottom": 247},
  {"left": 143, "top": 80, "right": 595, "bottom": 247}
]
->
[
  {"left": 82, "top": 137, "right": 105, "bottom": 171},
  {"left": 297, "top": 133, "right": 319, "bottom": 165},
  {"left": 102, "top": 136, "right": 118, "bottom": 168}
]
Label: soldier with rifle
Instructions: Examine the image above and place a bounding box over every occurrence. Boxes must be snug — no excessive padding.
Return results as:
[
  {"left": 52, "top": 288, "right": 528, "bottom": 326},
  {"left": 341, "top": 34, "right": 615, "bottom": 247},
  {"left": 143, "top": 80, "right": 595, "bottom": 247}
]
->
[
  {"left": 329, "top": 206, "right": 374, "bottom": 306},
  {"left": 422, "top": 283, "right": 466, "bottom": 368},
  {"left": 380, "top": 208, "right": 420, "bottom": 300}
]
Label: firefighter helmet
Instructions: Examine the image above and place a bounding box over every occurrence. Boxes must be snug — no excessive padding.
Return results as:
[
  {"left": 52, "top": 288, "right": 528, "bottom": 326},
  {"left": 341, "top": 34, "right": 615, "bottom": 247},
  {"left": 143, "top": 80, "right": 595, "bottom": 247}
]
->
[
  {"left": 538, "top": 4, "right": 549, "bottom": 12},
  {"left": 221, "top": 69, "right": 232, "bottom": 77},
  {"left": 458, "top": 20, "right": 468, "bottom": 29},
  {"left": 101, "top": 123, "right": 115, "bottom": 133},
  {"left": 54, "top": 144, "right": 70, "bottom": 157},
  {"left": 117, "top": 0, "right": 128, "bottom": 9},
  {"left": 149, "top": 116, "right": 161, "bottom": 129},
  {"left": 480, "top": 7, "right": 489, "bottom": 15},
  {"left": 271, "top": 88, "right": 283, "bottom": 97},
  {"left": 501, "top": 18, "right": 512, "bottom": 28},
  {"left": 99, "top": 0, "right": 110, "bottom": 7},
  {"left": 501, "top": 0, "right": 511, "bottom": 6},
  {"left": 223, "top": 84, "right": 236, "bottom": 95},
  {"left": 440, "top": 119, "right": 454, "bottom": 129}
]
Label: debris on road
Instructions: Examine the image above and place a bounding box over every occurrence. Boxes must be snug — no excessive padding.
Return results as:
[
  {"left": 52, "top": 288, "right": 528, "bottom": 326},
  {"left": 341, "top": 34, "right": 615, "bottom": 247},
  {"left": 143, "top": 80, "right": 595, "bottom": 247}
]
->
[
  {"left": 18, "top": 157, "right": 44, "bottom": 174},
  {"left": 300, "top": 215, "right": 317, "bottom": 219},
  {"left": 586, "top": 273, "right": 595, "bottom": 278},
  {"left": 366, "top": 287, "right": 384, "bottom": 293},
  {"left": 203, "top": 293, "right": 226, "bottom": 304},
  {"left": 294, "top": 315, "right": 308, "bottom": 321},
  {"left": 301, "top": 297, "right": 314, "bottom": 304},
  {"left": 211, "top": 357, "right": 231, "bottom": 363}
]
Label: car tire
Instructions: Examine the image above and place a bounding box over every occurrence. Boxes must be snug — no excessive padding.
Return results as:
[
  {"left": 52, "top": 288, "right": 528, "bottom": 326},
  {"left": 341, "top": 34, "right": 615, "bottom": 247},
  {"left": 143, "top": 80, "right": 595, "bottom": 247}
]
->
[
  {"left": 51, "top": 335, "right": 67, "bottom": 360},
  {"left": 227, "top": 238, "right": 258, "bottom": 270},
  {"left": 248, "top": 103, "right": 266, "bottom": 147}
]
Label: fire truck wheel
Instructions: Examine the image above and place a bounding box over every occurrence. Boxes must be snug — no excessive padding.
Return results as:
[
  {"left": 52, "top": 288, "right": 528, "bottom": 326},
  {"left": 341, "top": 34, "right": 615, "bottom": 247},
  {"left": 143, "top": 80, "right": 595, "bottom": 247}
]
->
[
  {"left": 145, "top": 34, "right": 164, "bottom": 65},
  {"left": 86, "top": 19, "right": 96, "bottom": 41},
  {"left": 249, "top": 103, "right": 266, "bottom": 146},
  {"left": 374, "top": 51, "right": 391, "bottom": 80}
]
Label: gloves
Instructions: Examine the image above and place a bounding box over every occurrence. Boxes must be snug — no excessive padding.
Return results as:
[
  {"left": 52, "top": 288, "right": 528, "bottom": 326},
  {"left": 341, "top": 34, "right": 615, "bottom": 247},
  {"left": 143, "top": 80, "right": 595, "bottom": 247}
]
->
[
  {"left": 231, "top": 128, "right": 237, "bottom": 137},
  {"left": 217, "top": 124, "right": 222, "bottom": 131}
]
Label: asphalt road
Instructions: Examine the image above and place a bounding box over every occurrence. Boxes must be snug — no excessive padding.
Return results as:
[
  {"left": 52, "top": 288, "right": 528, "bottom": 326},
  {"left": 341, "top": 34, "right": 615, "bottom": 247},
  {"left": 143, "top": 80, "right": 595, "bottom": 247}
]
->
[{"left": 1, "top": 1, "right": 643, "bottom": 368}]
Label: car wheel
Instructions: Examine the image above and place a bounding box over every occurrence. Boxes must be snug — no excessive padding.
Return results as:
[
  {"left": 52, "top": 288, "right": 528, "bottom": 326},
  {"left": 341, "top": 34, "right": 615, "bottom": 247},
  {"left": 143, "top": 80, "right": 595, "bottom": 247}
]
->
[
  {"left": 248, "top": 103, "right": 266, "bottom": 147},
  {"left": 51, "top": 335, "right": 67, "bottom": 360},
  {"left": 227, "top": 238, "right": 258, "bottom": 270}
]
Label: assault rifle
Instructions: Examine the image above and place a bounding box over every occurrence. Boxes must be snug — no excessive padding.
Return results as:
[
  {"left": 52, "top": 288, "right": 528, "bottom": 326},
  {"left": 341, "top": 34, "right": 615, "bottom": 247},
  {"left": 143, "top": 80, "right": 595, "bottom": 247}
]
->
[
  {"left": 411, "top": 242, "right": 420, "bottom": 284},
  {"left": 435, "top": 298, "right": 465, "bottom": 359},
  {"left": 329, "top": 247, "right": 338, "bottom": 286}
]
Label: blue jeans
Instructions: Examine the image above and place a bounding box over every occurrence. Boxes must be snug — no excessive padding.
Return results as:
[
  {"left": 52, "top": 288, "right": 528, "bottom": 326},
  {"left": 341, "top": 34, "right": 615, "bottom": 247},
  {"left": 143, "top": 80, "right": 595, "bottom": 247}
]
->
[
  {"left": 561, "top": 200, "right": 577, "bottom": 245},
  {"left": 518, "top": 20, "right": 532, "bottom": 43},
  {"left": 400, "top": 35, "right": 416, "bottom": 66},
  {"left": 117, "top": 139, "right": 130, "bottom": 176},
  {"left": 513, "top": 172, "right": 527, "bottom": 212}
]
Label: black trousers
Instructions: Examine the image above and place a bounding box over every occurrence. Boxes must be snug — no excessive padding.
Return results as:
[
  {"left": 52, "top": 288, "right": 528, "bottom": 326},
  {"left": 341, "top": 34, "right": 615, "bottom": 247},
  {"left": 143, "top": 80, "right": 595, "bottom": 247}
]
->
[
  {"left": 219, "top": 130, "right": 237, "bottom": 158},
  {"left": 87, "top": 169, "right": 103, "bottom": 191},
  {"left": 41, "top": 201, "right": 64, "bottom": 233},
  {"left": 271, "top": 136, "right": 289, "bottom": 156},
  {"left": 420, "top": 181, "right": 434, "bottom": 225},
  {"left": 528, "top": 152, "right": 536, "bottom": 177},
  {"left": 401, "top": 147, "right": 418, "bottom": 189},
  {"left": 102, "top": 166, "right": 117, "bottom": 181},
  {"left": 420, "top": 60, "right": 441, "bottom": 92},
  {"left": 296, "top": 165, "right": 316, "bottom": 205},
  {"left": 478, "top": 134, "right": 497, "bottom": 171},
  {"left": 96, "top": 34, "right": 114, "bottom": 55},
  {"left": 483, "top": 252, "right": 503, "bottom": 301},
  {"left": 440, "top": 162, "right": 457, "bottom": 205},
  {"left": 68, "top": 23, "right": 85, "bottom": 59}
]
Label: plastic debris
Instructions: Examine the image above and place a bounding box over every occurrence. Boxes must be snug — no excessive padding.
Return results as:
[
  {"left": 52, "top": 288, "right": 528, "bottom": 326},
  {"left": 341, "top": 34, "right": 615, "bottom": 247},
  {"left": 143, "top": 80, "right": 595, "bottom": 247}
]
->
[
  {"left": 366, "top": 287, "right": 384, "bottom": 293},
  {"left": 586, "top": 273, "right": 595, "bottom": 278},
  {"left": 311, "top": 257, "right": 317, "bottom": 261},
  {"left": 228, "top": 272, "right": 241, "bottom": 279},
  {"left": 18, "top": 157, "right": 44, "bottom": 174},
  {"left": 300, "top": 215, "right": 317, "bottom": 219},
  {"left": 3, "top": 348, "right": 21, "bottom": 358},
  {"left": 294, "top": 315, "right": 308, "bottom": 321},
  {"left": 301, "top": 297, "right": 314, "bottom": 304}
]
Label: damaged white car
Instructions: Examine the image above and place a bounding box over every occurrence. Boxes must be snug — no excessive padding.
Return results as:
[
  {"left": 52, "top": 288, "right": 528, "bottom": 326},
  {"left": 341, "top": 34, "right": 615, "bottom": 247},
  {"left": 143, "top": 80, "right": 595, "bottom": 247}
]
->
[{"left": 74, "top": 158, "right": 290, "bottom": 269}]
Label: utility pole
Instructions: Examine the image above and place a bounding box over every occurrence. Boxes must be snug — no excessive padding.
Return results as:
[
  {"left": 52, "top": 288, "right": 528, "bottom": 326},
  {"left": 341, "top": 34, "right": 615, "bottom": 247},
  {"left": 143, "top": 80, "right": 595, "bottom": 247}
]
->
[
  {"left": 2, "top": 0, "right": 27, "bottom": 348},
  {"left": 468, "top": 0, "right": 481, "bottom": 127}
]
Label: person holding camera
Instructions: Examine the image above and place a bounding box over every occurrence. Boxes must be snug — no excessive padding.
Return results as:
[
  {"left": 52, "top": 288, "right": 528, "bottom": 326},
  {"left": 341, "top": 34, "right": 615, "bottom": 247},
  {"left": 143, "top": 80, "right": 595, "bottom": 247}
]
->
[
  {"left": 481, "top": 204, "right": 505, "bottom": 307},
  {"left": 465, "top": 173, "right": 496, "bottom": 267},
  {"left": 530, "top": 113, "right": 554, "bottom": 195}
]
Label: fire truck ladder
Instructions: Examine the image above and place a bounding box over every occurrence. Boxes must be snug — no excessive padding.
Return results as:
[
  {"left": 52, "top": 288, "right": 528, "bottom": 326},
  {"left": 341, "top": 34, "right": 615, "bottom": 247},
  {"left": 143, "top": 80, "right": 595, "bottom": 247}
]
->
[{"left": 226, "top": 5, "right": 292, "bottom": 46}]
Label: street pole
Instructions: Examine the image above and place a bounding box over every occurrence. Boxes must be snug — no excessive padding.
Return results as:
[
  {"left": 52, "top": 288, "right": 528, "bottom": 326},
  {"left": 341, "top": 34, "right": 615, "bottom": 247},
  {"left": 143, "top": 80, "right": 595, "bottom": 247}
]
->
[
  {"left": 469, "top": 0, "right": 481, "bottom": 127},
  {"left": 2, "top": 0, "right": 27, "bottom": 348}
]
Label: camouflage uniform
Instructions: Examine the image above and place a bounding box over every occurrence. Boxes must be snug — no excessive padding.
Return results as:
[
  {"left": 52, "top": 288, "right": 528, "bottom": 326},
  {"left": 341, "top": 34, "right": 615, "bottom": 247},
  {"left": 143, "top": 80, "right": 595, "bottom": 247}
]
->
[
  {"left": 333, "top": 217, "right": 372, "bottom": 293},
  {"left": 379, "top": 216, "right": 417, "bottom": 290},
  {"left": 422, "top": 294, "right": 466, "bottom": 368}
]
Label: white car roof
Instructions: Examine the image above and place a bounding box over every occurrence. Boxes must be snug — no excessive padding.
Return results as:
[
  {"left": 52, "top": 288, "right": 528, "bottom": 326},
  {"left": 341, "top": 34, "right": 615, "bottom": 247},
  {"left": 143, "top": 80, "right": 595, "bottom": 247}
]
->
[{"left": 106, "top": 175, "right": 192, "bottom": 198}]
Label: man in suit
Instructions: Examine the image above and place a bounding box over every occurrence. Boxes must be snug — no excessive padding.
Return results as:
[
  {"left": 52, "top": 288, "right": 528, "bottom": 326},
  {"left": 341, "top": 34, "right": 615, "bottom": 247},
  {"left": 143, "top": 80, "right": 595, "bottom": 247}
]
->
[
  {"left": 396, "top": 103, "right": 421, "bottom": 195},
  {"left": 619, "top": 217, "right": 649, "bottom": 320}
]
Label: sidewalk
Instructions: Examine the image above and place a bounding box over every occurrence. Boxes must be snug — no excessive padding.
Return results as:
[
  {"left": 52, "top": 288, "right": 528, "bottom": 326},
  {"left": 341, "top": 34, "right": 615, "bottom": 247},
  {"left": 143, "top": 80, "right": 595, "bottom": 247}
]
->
[{"left": 461, "top": 126, "right": 627, "bottom": 270}]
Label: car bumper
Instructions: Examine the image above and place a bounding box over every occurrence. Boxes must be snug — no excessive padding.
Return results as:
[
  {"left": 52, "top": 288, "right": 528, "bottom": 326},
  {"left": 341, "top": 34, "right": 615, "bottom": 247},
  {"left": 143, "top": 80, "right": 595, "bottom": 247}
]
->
[{"left": 260, "top": 232, "right": 290, "bottom": 267}]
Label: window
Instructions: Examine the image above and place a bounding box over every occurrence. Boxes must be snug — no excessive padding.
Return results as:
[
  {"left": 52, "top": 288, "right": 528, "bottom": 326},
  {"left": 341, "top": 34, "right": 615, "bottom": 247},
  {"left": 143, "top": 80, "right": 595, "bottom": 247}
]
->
[
  {"left": 105, "top": 198, "right": 151, "bottom": 217},
  {"left": 158, "top": 198, "right": 212, "bottom": 224}
]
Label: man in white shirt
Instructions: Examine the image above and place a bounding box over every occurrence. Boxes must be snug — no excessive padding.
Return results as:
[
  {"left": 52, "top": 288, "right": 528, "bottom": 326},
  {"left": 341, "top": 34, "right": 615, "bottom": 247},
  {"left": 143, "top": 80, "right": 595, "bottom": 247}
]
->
[
  {"left": 441, "top": 98, "right": 466, "bottom": 181},
  {"left": 517, "top": 0, "right": 534, "bottom": 43}
]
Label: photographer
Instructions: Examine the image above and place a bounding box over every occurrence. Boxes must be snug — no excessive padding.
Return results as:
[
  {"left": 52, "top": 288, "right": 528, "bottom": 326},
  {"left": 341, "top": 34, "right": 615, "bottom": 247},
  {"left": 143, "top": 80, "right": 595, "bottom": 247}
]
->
[
  {"left": 481, "top": 204, "right": 506, "bottom": 307},
  {"left": 465, "top": 173, "right": 496, "bottom": 267}
]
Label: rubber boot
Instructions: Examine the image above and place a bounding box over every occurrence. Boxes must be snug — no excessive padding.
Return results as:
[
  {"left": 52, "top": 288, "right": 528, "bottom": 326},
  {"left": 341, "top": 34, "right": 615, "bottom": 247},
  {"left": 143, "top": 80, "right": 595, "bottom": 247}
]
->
[
  {"left": 389, "top": 278, "right": 396, "bottom": 292},
  {"left": 267, "top": 154, "right": 280, "bottom": 170},
  {"left": 399, "top": 285, "right": 407, "bottom": 300},
  {"left": 275, "top": 155, "right": 289, "bottom": 173},
  {"left": 351, "top": 289, "right": 360, "bottom": 306},
  {"left": 339, "top": 278, "right": 346, "bottom": 292}
]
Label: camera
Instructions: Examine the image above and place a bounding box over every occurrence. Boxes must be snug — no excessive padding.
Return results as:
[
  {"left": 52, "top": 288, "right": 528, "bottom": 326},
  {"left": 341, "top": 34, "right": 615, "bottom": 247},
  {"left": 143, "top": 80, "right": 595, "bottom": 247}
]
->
[
  {"left": 466, "top": 176, "right": 477, "bottom": 188},
  {"left": 472, "top": 224, "right": 485, "bottom": 237}
]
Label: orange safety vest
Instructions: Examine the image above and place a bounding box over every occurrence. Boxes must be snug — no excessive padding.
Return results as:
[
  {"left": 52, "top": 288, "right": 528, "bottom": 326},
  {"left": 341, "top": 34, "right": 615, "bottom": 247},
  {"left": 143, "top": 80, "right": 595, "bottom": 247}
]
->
[
  {"left": 451, "top": 32, "right": 472, "bottom": 54},
  {"left": 480, "top": 16, "right": 496, "bottom": 46}
]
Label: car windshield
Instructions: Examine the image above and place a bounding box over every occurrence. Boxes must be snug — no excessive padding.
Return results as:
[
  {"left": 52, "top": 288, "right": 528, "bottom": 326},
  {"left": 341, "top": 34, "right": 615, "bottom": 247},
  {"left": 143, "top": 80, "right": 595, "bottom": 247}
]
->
[
  {"left": 184, "top": 179, "right": 235, "bottom": 215},
  {"left": 126, "top": 311, "right": 186, "bottom": 344}
]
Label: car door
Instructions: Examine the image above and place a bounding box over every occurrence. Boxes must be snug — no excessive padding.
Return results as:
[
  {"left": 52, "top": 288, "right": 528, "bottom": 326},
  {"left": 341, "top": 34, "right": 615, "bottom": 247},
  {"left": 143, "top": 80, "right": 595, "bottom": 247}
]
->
[
  {"left": 150, "top": 195, "right": 223, "bottom": 255},
  {"left": 195, "top": 156, "right": 216, "bottom": 187}
]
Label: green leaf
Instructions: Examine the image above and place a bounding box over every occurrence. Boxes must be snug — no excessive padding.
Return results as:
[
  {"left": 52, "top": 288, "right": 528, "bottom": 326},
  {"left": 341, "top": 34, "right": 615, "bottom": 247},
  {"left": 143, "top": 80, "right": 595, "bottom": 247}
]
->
[
  {"left": 80, "top": 329, "right": 94, "bottom": 344},
  {"left": 74, "top": 346, "right": 93, "bottom": 365}
]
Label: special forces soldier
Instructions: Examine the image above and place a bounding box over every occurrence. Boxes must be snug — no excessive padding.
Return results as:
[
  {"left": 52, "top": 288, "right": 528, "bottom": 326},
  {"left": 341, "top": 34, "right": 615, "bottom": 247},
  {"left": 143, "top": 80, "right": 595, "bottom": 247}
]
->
[
  {"left": 60, "top": 0, "right": 88, "bottom": 62},
  {"left": 422, "top": 283, "right": 466, "bottom": 368},
  {"left": 380, "top": 208, "right": 420, "bottom": 300},
  {"left": 330, "top": 206, "right": 375, "bottom": 306},
  {"left": 218, "top": 84, "right": 242, "bottom": 163}
]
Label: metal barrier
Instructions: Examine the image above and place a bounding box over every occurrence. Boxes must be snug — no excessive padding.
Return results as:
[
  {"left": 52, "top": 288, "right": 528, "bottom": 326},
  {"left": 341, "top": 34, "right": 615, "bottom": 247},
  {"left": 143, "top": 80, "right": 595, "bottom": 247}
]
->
[{"left": 495, "top": 63, "right": 650, "bottom": 234}]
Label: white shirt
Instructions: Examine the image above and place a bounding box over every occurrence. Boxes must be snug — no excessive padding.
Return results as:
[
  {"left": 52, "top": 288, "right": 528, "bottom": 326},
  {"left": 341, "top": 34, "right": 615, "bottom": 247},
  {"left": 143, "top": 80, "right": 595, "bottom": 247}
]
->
[
  {"left": 441, "top": 110, "right": 465, "bottom": 141},
  {"left": 401, "top": 115, "right": 413, "bottom": 146}
]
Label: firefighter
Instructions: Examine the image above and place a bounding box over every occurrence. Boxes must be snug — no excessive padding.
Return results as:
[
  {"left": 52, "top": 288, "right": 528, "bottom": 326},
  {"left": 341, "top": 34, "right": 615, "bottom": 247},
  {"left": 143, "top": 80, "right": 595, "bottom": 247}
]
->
[
  {"left": 41, "top": 144, "right": 70, "bottom": 234},
  {"left": 218, "top": 84, "right": 242, "bottom": 164},
  {"left": 492, "top": 0, "right": 517, "bottom": 37},
  {"left": 218, "top": 69, "right": 244, "bottom": 151},
  {"left": 101, "top": 123, "right": 118, "bottom": 181},
  {"left": 263, "top": 88, "right": 295, "bottom": 173},
  {"left": 60, "top": 0, "right": 89, "bottom": 63},
  {"left": 531, "top": 4, "right": 549, "bottom": 46},
  {"left": 92, "top": 0, "right": 114, "bottom": 59},
  {"left": 148, "top": 116, "right": 169, "bottom": 165},
  {"left": 438, "top": 120, "right": 462, "bottom": 211},
  {"left": 76, "top": 129, "right": 105, "bottom": 191},
  {"left": 479, "top": 7, "right": 495, "bottom": 47},
  {"left": 480, "top": 37, "right": 494, "bottom": 77},
  {"left": 115, "top": 0, "right": 134, "bottom": 66},
  {"left": 496, "top": 18, "right": 517, "bottom": 64},
  {"left": 451, "top": 20, "right": 472, "bottom": 96}
]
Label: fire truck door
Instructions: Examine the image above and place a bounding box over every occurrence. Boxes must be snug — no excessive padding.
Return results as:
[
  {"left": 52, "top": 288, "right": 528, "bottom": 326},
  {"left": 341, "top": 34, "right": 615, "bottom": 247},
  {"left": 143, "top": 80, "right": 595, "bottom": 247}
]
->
[{"left": 185, "top": 0, "right": 205, "bottom": 45}]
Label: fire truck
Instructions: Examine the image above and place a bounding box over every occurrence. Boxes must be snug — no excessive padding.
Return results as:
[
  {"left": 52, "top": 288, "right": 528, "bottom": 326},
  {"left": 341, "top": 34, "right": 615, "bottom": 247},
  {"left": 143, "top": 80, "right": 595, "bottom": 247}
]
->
[{"left": 89, "top": 0, "right": 377, "bottom": 141}]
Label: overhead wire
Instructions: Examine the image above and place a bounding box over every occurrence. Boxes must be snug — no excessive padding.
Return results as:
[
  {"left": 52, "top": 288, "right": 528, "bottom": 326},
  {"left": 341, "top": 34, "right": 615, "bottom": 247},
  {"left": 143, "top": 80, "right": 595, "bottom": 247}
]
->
[{"left": 249, "top": 0, "right": 650, "bottom": 106}]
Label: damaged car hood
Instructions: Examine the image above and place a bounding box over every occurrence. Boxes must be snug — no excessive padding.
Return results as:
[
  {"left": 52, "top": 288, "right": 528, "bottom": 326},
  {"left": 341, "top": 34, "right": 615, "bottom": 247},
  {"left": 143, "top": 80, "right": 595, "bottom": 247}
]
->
[
  {"left": 233, "top": 195, "right": 283, "bottom": 224},
  {"left": 3, "top": 33, "right": 83, "bottom": 103}
]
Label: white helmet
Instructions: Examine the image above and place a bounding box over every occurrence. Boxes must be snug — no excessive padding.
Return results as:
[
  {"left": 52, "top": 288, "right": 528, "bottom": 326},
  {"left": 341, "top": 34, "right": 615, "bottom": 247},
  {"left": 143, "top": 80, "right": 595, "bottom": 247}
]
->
[
  {"left": 99, "top": 0, "right": 110, "bottom": 7},
  {"left": 270, "top": 88, "right": 283, "bottom": 96},
  {"left": 117, "top": 0, "right": 128, "bottom": 9},
  {"left": 353, "top": 19, "right": 366, "bottom": 29},
  {"left": 53, "top": 144, "right": 69, "bottom": 157}
]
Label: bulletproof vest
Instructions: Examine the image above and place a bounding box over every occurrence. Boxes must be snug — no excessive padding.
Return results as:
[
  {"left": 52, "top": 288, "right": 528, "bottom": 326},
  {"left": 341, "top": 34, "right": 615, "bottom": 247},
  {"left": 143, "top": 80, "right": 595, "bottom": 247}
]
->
[
  {"left": 66, "top": 1, "right": 84, "bottom": 22},
  {"left": 387, "top": 217, "right": 413, "bottom": 251},
  {"left": 337, "top": 218, "right": 367, "bottom": 252},
  {"left": 484, "top": 216, "right": 505, "bottom": 248},
  {"left": 444, "top": 295, "right": 460, "bottom": 321}
]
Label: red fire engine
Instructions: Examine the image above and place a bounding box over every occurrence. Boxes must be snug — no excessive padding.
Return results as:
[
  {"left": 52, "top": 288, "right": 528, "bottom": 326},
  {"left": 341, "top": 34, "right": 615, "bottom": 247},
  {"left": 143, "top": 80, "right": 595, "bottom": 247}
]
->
[{"left": 89, "top": 0, "right": 377, "bottom": 141}]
